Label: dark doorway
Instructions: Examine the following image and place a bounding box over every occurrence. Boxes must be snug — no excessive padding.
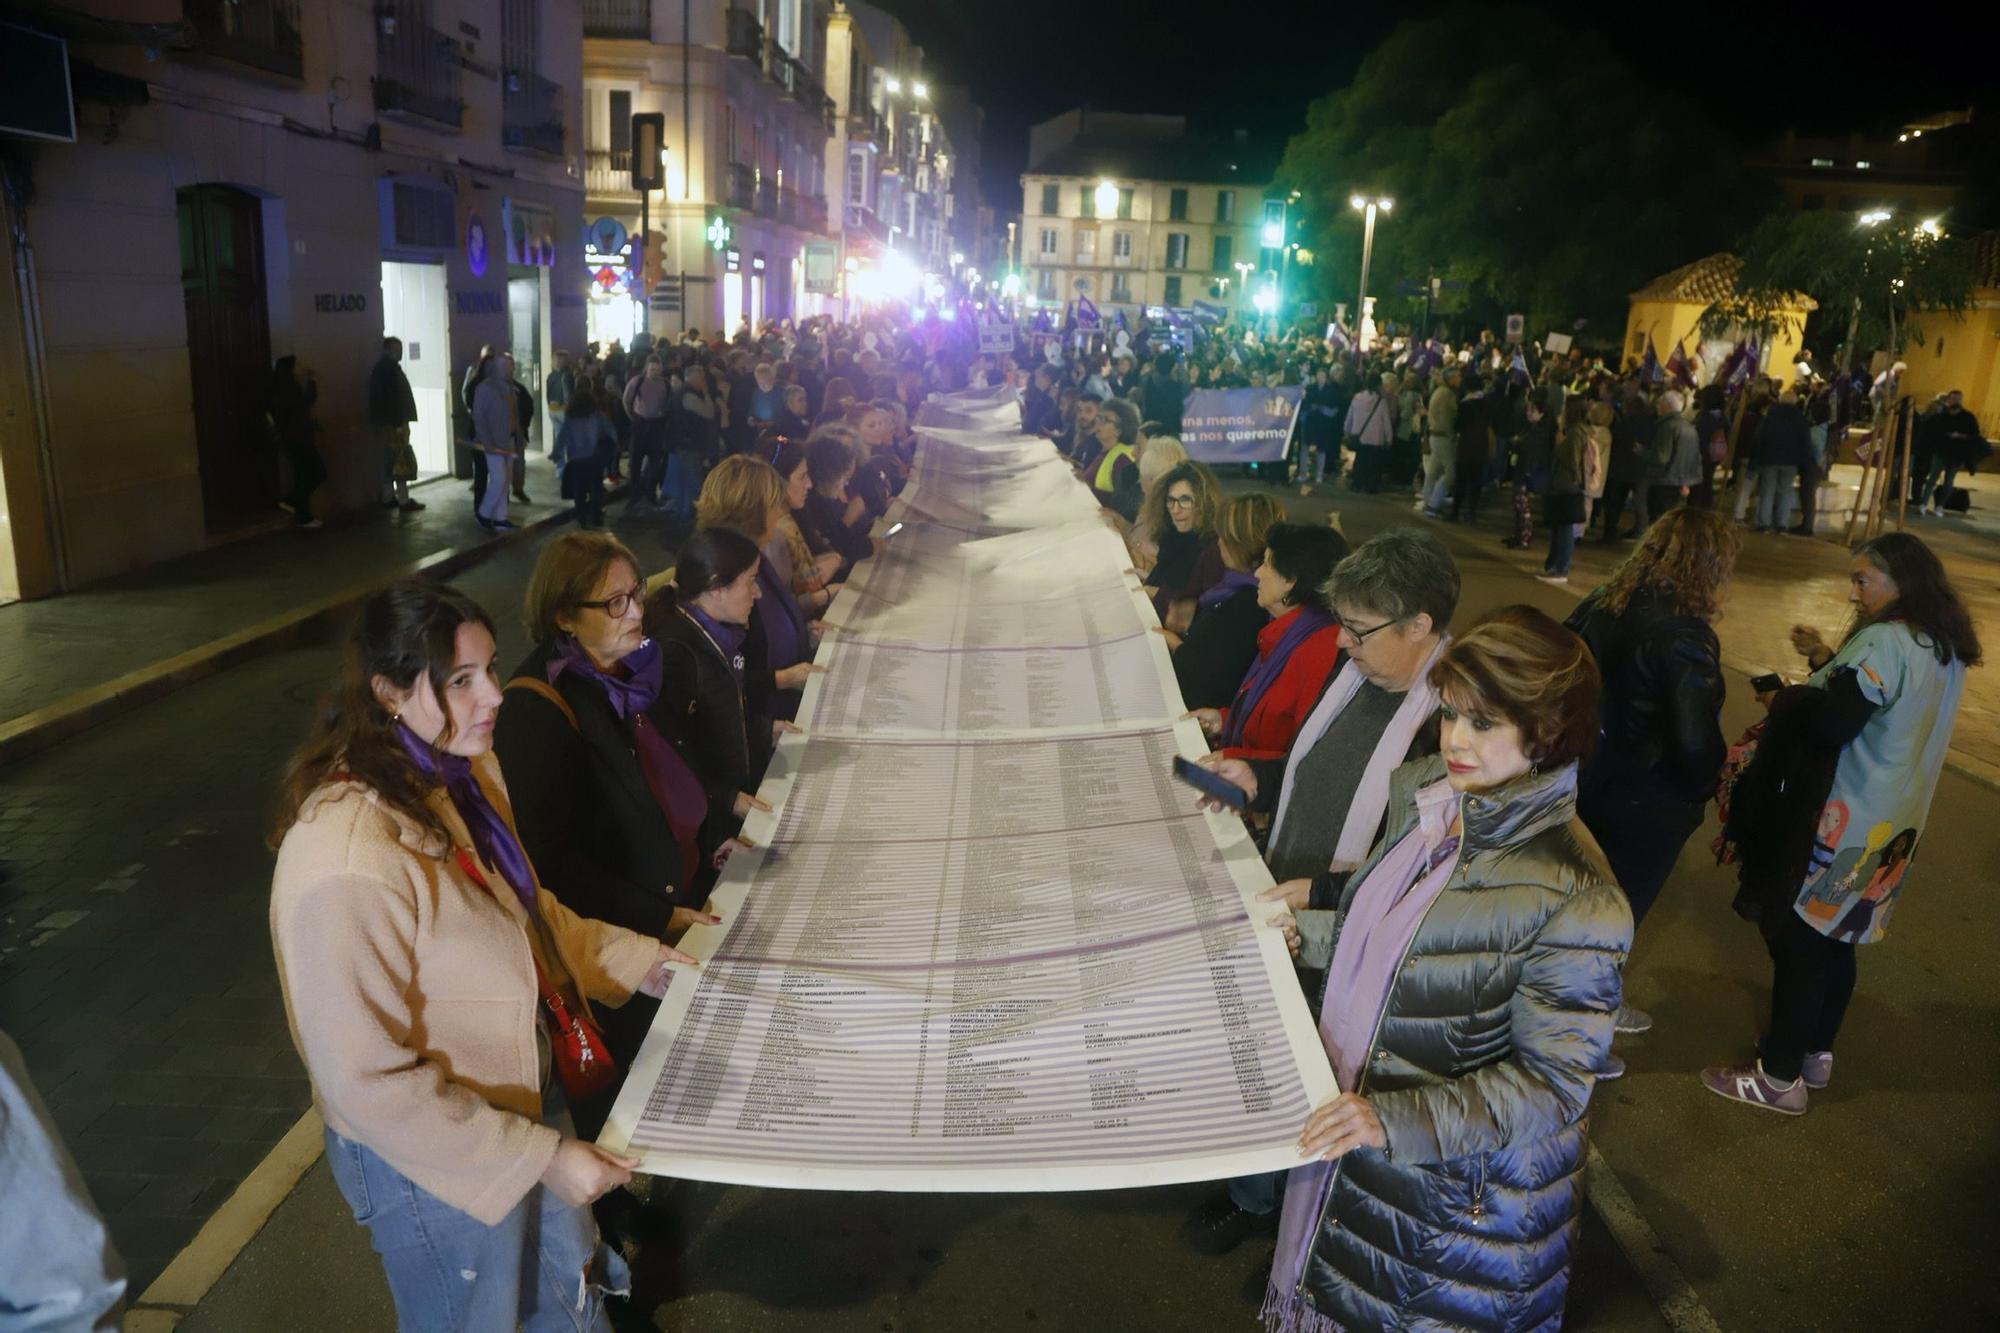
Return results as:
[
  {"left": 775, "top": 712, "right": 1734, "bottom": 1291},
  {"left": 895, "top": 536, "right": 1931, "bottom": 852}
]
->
[{"left": 178, "top": 184, "right": 276, "bottom": 533}]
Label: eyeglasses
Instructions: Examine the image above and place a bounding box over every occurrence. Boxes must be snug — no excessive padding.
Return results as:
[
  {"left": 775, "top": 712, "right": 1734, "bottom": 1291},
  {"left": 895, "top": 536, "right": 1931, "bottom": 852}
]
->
[
  {"left": 577, "top": 585, "right": 646, "bottom": 619},
  {"left": 1164, "top": 494, "right": 1197, "bottom": 510},
  {"left": 1337, "top": 614, "right": 1402, "bottom": 644}
]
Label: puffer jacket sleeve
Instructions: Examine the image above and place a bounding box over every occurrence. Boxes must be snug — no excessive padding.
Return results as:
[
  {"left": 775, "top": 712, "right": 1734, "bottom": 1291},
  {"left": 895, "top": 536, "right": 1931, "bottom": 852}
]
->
[
  {"left": 1368, "top": 874, "right": 1630, "bottom": 1165},
  {"left": 1652, "top": 622, "right": 1728, "bottom": 801}
]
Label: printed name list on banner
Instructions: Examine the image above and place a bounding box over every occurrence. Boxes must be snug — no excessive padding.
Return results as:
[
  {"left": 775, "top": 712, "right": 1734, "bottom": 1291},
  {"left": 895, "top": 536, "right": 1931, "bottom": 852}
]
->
[{"left": 599, "top": 383, "right": 1337, "bottom": 1191}]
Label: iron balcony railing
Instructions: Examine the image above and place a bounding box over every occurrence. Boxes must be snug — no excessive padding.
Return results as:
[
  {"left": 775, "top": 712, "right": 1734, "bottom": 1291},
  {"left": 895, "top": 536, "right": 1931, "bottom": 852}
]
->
[
  {"left": 185, "top": 0, "right": 303, "bottom": 78},
  {"left": 755, "top": 174, "right": 778, "bottom": 218},
  {"left": 726, "top": 162, "right": 756, "bottom": 211},
  {"left": 584, "top": 147, "right": 634, "bottom": 196},
  {"left": 804, "top": 193, "right": 829, "bottom": 233},
  {"left": 845, "top": 204, "right": 890, "bottom": 243},
  {"left": 502, "top": 70, "right": 565, "bottom": 156},
  {"left": 581, "top": 0, "right": 649, "bottom": 38},
  {"left": 374, "top": 16, "right": 463, "bottom": 129}
]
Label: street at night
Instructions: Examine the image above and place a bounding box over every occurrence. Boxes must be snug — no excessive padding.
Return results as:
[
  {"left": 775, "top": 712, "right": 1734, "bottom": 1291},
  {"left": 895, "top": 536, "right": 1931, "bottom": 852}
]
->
[{"left": 2, "top": 3, "right": 1997, "bottom": 1332}]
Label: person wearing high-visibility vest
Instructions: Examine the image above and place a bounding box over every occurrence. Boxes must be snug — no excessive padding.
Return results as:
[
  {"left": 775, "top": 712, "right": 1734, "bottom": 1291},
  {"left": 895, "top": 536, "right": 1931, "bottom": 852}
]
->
[{"left": 1088, "top": 397, "right": 1145, "bottom": 521}]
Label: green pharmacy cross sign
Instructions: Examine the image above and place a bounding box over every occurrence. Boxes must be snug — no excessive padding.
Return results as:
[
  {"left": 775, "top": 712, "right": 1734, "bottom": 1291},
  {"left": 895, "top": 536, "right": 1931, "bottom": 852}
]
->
[{"left": 707, "top": 215, "right": 733, "bottom": 252}]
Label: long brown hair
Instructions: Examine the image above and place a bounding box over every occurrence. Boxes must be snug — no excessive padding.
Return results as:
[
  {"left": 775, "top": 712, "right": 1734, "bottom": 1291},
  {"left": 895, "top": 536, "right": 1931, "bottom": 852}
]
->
[
  {"left": 270, "top": 580, "right": 495, "bottom": 848},
  {"left": 1595, "top": 506, "right": 1741, "bottom": 622}
]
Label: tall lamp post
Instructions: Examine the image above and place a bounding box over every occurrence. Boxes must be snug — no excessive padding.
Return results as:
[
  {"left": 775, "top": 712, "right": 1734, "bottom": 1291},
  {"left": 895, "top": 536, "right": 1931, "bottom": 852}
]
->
[
  {"left": 1233, "top": 260, "right": 1255, "bottom": 323},
  {"left": 1349, "top": 194, "right": 1392, "bottom": 350}
]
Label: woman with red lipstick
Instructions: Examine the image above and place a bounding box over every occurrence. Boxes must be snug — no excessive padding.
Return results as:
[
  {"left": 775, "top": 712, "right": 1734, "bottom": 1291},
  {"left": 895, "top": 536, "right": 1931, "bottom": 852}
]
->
[
  {"left": 270, "top": 580, "right": 695, "bottom": 1332},
  {"left": 1261, "top": 606, "right": 1632, "bottom": 1333}
]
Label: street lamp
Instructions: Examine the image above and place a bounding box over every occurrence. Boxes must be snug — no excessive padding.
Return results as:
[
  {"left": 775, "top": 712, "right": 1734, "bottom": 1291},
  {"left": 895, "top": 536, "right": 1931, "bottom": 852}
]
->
[
  {"left": 1858, "top": 209, "right": 1892, "bottom": 227},
  {"left": 913, "top": 81, "right": 929, "bottom": 99},
  {"left": 1350, "top": 194, "right": 1393, "bottom": 351},
  {"left": 1094, "top": 179, "right": 1119, "bottom": 219},
  {"left": 885, "top": 76, "right": 902, "bottom": 94}
]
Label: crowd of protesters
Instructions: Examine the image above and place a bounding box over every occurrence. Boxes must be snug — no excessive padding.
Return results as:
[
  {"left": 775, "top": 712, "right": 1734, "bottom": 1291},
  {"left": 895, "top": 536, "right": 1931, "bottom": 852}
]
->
[{"left": 3, "top": 300, "right": 1969, "bottom": 1333}]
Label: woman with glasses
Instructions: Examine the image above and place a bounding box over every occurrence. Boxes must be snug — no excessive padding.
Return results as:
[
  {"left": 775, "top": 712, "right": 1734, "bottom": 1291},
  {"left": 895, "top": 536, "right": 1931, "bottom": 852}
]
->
[
  {"left": 1135, "top": 460, "right": 1226, "bottom": 621},
  {"left": 495, "top": 533, "right": 723, "bottom": 1067}
]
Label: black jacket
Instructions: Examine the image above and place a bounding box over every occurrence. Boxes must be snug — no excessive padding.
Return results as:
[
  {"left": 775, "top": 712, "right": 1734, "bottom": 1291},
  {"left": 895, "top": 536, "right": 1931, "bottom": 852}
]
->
[
  {"left": 367, "top": 356, "right": 417, "bottom": 428},
  {"left": 650, "top": 606, "right": 768, "bottom": 810},
  {"left": 1566, "top": 586, "right": 1726, "bottom": 808},
  {"left": 1751, "top": 400, "right": 1813, "bottom": 470},
  {"left": 1173, "top": 586, "right": 1266, "bottom": 710},
  {"left": 493, "top": 641, "right": 703, "bottom": 939},
  {"left": 800, "top": 489, "right": 873, "bottom": 578}
]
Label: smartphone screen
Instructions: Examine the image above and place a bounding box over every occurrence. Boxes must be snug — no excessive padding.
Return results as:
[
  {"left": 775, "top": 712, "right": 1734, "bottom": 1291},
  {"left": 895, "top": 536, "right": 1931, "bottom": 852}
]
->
[{"left": 1170, "top": 755, "right": 1247, "bottom": 810}]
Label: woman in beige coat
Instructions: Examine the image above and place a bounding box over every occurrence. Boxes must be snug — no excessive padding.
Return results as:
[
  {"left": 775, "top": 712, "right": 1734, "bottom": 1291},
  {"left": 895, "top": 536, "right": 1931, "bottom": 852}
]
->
[{"left": 270, "top": 579, "right": 693, "bottom": 1332}]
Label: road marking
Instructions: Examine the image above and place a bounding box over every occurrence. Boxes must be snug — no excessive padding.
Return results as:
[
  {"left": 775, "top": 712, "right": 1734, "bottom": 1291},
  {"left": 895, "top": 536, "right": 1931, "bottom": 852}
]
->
[
  {"left": 1585, "top": 1144, "right": 1723, "bottom": 1333},
  {"left": 126, "top": 1109, "right": 325, "bottom": 1321}
]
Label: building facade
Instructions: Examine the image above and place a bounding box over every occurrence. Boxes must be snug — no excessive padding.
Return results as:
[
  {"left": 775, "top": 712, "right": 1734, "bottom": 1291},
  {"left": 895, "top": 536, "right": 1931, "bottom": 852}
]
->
[
  {"left": 846, "top": 2, "right": 953, "bottom": 280},
  {"left": 1018, "top": 110, "right": 1274, "bottom": 326},
  {"left": 582, "top": 0, "right": 837, "bottom": 348},
  {"left": 0, "top": 0, "right": 586, "bottom": 600}
]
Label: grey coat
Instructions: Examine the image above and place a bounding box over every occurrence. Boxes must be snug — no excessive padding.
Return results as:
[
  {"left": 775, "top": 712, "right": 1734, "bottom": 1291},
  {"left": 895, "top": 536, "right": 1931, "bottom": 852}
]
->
[{"left": 1288, "top": 755, "right": 1631, "bottom": 1332}]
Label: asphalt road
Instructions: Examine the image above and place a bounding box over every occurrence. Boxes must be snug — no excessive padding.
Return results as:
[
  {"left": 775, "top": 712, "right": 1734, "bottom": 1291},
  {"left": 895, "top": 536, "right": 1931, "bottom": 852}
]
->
[{"left": 5, "top": 477, "right": 1996, "bottom": 1330}]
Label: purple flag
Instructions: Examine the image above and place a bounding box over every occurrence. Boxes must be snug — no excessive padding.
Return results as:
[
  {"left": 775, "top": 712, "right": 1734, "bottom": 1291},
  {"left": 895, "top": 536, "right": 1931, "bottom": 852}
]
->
[
  {"left": 1509, "top": 348, "right": 1531, "bottom": 387},
  {"left": 1666, "top": 339, "right": 1695, "bottom": 389},
  {"left": 1075, "top": 293, "right": 1101, "bottom": 329}
]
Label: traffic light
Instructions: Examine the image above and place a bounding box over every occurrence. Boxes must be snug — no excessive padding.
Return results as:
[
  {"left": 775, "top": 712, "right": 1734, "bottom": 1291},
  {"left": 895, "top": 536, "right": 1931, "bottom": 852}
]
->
[
  {"left": 631, "top": 113, "right": 665, "bottom": 191},
  {"left": 641, "top": 230, "right": 665, "bottom": 289}
]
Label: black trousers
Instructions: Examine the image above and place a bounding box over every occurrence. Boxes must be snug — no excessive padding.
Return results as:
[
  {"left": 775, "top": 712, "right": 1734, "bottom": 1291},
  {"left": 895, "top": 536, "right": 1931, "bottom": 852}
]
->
[
  {"left": 470, "top": 449, "right": 488, "bottom": 507},
  {"left": 1452, "top": 460, "right": 1485, "bottom": 521},
  {"left": 1598, "top": 479, "right": 1637, "bottom": 539},
  {"left": 1796, "top": 465, "right": 1818, "bottom": 533},
  {"left": 1577, "top": 790, "right": 1703, "bottom": 928},
  {"left": 1349, "top": 445, "right": 1388, "bottom": 493},
  {"left": 1759, "top": 913, "right": 1858, "bottom": 1082}
]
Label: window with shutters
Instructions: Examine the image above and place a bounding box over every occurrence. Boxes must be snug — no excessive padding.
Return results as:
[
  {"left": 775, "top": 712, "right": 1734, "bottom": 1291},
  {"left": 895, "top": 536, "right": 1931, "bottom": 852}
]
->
[
  {"left": 1079, "top": 185, "right": 1095, "bottom": 218},
  {"left": 1165, "top": 233, "right": 1189, "bottom": 269},
  {"left": 1217, "top": 190, "right": 1235, "bottom": 222},
  {"left": 1163, "top": 276, "right": 1182, "bottom": 306},
  {"left": 1037, "top": 268, "right": 1058, "bottom": 298},
  {"left": 1168, "top": 189, "right": 1188, "bottom": 221},
  {"left": 1212, "top": 234, "right": 1233, "bottom": 272},
  {"left": 1118, "top": 187, "right": 1134, "bottom": 220},
  {"left": 1039, "top": 227, "right": 1058, "bottom": 255},
  {"left": 1111, "top": 272, "right": 1131, "bottom": 302},
  {"left": 1040, "top": 183, "right": 1059, "bottom": 215},
  {"left": 1112, "top": 230, "right": 1132, "bottom": 260},
  {"left": 1075, "top": 230, "right": 1096, "bottom": 262}
]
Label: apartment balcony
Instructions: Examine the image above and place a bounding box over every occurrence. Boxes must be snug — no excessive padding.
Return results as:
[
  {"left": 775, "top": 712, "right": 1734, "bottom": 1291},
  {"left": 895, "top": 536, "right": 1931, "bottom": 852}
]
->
[
  {"left": 766, "top": 42, "right": 796, "bottom": 95},
  {"left": 726, "top": 162, "right": 756, "bottom": 212},
  {"left": 373, "top": 17, "right": 463, "bottom": 130},
  {"left": 184, "top": 0, "right": 303, "bottom": 79},
  {"left": 584, "top": 148, "right": 634, "bottom": 197},
  {"left": 844, "top": 203, "right": 890, "bottom": 244},
  {"left": 847, "top": 102, "right": 884, "bottom": 145},
  {"left": 582, "top": 0, "right": 650, "bottom": 39},
  {"left": 804, "top": 193, "right": 829, "bottom": 233},
  {"left": 725, "top": 7, "right": 765, "bottom": 64},
  {"left": 755, "top": 174, "right": 778, "bottom": 219},
  {"left": 775, "top": 185, "right": 799, "bottom": 227},
  {"left": 502, "top": 70, "right": 565, "bottom": 157}
]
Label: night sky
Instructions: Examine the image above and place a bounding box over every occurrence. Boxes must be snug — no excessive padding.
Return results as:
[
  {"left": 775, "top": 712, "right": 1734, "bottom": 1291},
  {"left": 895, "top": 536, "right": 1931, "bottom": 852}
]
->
[{"left": 875, "top": 0, "right": 1988, "bottom": 212}]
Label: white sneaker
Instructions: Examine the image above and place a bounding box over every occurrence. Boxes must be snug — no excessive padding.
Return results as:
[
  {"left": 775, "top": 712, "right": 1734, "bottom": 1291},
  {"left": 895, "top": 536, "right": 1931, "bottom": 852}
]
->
[{"left": 1535, "top": 573, "right": 1569, "bottom": 585}]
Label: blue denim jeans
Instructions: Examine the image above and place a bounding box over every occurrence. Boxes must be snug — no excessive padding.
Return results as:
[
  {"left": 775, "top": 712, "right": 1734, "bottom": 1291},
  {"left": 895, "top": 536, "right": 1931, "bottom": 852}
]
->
[
  {"left": 325, "top": 1089, "right": 627, "bottom": 1333},
  {"left": 1756, "top": 464, "right": 1798, "bottom": 529},
  {"left": 1227, "top": 1168, "right": 1288, "bottom": 1216},
  {"left": 663, "top": 451, "right": 700, "bottom": 521}
]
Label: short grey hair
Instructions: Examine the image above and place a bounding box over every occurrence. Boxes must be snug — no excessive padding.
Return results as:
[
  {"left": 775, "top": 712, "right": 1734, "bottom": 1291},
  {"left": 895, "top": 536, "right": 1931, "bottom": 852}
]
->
[
  {"left": 1324, "top": 527, "right": 1461, "bottom": 632},
  {"left": 1659, "top": 390, "right": 1685, "bottom": 414}
]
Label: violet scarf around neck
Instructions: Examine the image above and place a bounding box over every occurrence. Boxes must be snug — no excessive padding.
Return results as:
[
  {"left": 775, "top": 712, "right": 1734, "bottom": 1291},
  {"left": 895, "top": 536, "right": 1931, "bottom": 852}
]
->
[
  {"left": 685, "top": 606, "right": 748, "bottom": 687},
  {"left": 398, "top": 724, "right": 538, "bottom": 916},
  {"left": 1220, "top": 606, "right": 1334, "bottom": 748},
  {"left": 1198, "top": 568, "right": 1258, "bottom": 609}
]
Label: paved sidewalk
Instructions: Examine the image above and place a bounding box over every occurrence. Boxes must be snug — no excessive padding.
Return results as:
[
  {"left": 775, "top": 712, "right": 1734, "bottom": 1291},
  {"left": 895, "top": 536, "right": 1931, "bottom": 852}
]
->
[{"left": 0, "top": 460, "right": 574, "bottom": 759}]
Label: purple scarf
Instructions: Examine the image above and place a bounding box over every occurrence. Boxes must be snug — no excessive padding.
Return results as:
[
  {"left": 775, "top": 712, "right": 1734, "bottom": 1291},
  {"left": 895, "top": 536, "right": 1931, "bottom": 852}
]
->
[
  {"left": 398, "top": 723, "right": 538, "bottom": 916},
  {"left": 755, "top": 559, "right": 810, "bottom": 686},
  {"left": 1220, "top": 605, "right": 1334, "bottom": 749},
  {"left": 1198, "top": 568, "right": 1258, "bottom": 609},
  {"left": 548, "top": 636, "right": 708, "bottom": 893},
  {"left": 685, "top": 605, "right": 748, "bottom": 688}
]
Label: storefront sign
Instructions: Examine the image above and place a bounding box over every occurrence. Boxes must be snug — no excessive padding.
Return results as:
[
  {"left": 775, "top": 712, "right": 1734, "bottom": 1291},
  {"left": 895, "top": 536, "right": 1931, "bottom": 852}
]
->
[
  {"left": 466, "top": 212, "right": 490, "bottom": 278},
  {"left": 803, "top": 240, "right": 839, "bottom": 294},
  {"left": 1180, "top": 387, "right": 1305, "bottom": 464},
  {"left": 312, "top": 293, "right": 369, "bottom": 314},
  {"left": 455, "top": 290, "right": 506, "bottom": 315},
  {"left": 707, "top": 215, "right": 733, "bottom": 252},
  {"left": 588, "top": 216, "right": 629, "bottom": 257},
  {"left": 725, "top": 247, "right": 741, "bottom": 273}
]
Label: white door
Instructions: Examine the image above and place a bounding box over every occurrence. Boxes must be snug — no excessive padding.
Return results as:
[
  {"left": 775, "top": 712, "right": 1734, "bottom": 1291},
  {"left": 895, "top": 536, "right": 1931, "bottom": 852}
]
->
[{"left": 379, "top": 261, "right": 453, "bottom": 476}]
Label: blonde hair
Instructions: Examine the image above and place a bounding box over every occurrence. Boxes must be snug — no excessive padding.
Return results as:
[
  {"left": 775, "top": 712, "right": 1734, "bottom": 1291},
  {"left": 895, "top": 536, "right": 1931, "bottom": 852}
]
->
[
  {"left": 697, "top": 454, "right": 787, "bottom": 538},
  {"left": 1136, "top": 436, "right": 1188, "bottom": 494},
  {"left": 1597, "top": 505, "right": 1741, "bottom": 621},
  {"left": 522, "top": 531, "right": 642, "bottom": 643},
  {"left": 1216, "top": 493, "right": 1286, "bottom": 568}
]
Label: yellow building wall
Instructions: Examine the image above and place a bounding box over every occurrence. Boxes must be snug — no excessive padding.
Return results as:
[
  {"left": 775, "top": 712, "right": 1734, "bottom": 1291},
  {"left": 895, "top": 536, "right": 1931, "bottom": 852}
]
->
[
  {"left": 1903, "top": 302, "right": 2000, "bottom": 438},
  {"left": 1621, "top": 297, "right": 1806, "bottom": 383}
]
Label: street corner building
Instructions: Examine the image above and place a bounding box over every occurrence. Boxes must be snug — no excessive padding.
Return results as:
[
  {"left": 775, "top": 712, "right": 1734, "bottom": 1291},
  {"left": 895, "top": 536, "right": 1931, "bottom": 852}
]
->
[{"left": 0, "top": 0, "right": 589, "bottom": 600}]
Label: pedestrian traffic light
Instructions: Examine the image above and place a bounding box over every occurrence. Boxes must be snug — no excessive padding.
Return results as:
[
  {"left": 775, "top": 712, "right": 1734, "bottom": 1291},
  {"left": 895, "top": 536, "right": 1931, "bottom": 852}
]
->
[{"left": 631, "top": 114, "right": 666, "bottom": 191}]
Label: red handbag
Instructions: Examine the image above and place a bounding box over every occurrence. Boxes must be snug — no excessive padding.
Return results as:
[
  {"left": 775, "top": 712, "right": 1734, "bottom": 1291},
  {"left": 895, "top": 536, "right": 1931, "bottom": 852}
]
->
[{"left": 455, "top": 849, "right": 619, "bottom": 1102}]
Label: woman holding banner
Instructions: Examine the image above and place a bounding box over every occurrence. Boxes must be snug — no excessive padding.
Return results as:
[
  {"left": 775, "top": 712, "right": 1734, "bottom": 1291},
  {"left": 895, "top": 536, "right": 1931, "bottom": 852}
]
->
[{"left": 1262, "top": 606, "right": 1629, "bottom": 1333}]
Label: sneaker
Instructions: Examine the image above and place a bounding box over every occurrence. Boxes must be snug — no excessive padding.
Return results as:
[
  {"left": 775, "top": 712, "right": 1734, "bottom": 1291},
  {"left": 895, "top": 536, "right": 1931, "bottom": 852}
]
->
[
  {"left": 1614, "top": 1003, "right": 1653, "bottom": 1034},
  {"left": 1700, "top": 1060, "right": 1807, "bottom": 1116},
  {"left": 1179, "top": 1191, "right": 1279, "bottom": 1256},
  {"left": 1598, "top": 1052, "right": 1626, "bottom": 1080},
  {"left": 1800, "top": 1051, "right": 1833, "bottom": 1090},
  {"left": 491, "top": 519, "right": 519, "bottom": 531},
  {"left": 297, "top": 518, "right": 324, "bottom": 530},
  {"left": 1535, "top": 573, "right": 1570, "bottom": 586},
  {"left": 399, "top": 500, "right": 427, "bottom": 512}
]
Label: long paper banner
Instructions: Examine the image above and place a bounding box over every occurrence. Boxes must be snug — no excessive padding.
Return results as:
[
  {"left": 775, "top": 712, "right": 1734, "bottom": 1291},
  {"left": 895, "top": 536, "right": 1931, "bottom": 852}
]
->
[{"left": 599, "top": 385, "right": 1337, "bottom": 1191}]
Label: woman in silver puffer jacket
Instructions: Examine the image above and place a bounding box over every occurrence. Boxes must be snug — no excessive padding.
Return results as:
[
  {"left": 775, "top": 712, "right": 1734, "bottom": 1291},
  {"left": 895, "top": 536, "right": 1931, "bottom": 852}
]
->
[{"left": 1263, "top": 606, "right": 1633, "bottom": 1333}]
